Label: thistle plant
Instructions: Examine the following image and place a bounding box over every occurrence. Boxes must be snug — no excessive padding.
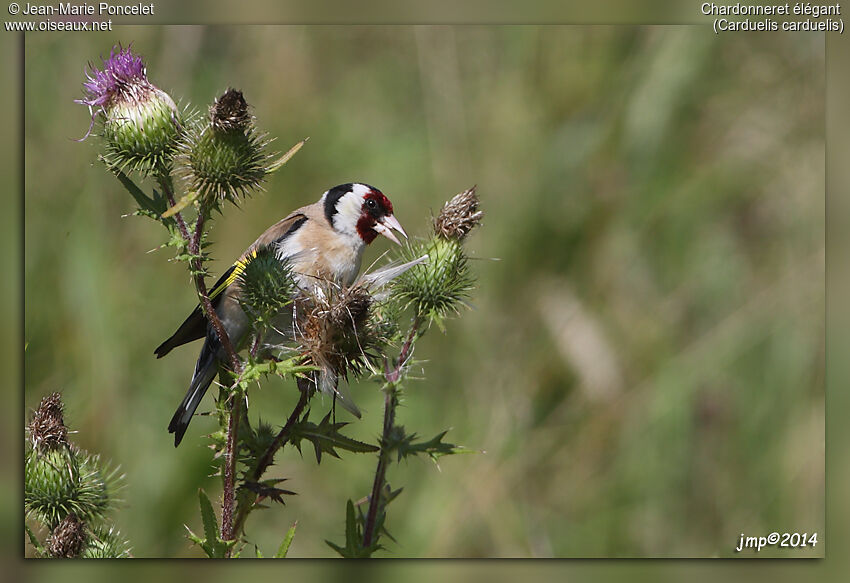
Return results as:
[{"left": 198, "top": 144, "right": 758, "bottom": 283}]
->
[
  {"left": 25, "top": 393, "right": 129, "bottom": 558},
  {"left": 71, "top": 44, "right": 483, "bottom": 558}
]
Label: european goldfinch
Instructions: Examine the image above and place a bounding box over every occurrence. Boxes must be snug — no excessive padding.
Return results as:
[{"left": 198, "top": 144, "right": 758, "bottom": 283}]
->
[{"left": 155, "top": 183, "right": 407, "bottom": 446}]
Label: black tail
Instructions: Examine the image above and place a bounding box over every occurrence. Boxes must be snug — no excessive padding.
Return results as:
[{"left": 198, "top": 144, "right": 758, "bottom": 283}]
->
[
  {"left": 168, "top": 337, "right": 219, "bottom": 447},
  {"left": 155, "top": 305, "right": 206, "bottom": 358}
]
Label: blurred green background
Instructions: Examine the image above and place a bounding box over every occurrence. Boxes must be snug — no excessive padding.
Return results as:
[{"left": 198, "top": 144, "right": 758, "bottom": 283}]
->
[{"left": 24, "top": 26, "right": 824, "bottom": 558}]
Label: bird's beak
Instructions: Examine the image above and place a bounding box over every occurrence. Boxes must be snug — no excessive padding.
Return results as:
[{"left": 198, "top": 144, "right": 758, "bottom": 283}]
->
[{"left": 374, "top": 214, "right": 408, "bottom": 245}]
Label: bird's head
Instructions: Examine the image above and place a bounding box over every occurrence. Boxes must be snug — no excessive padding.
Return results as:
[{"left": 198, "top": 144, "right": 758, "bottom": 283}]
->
[{"left": 323, "top": 183, "right": 407, "bottom": 245}]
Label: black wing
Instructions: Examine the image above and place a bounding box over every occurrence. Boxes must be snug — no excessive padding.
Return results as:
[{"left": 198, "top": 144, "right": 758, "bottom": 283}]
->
[{"left": 153, "top": 264, "right": 237, "bottom": 358}]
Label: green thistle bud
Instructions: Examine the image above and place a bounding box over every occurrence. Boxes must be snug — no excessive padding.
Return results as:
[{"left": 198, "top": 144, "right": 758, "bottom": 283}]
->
[
  {"left": 25, "top": 393, "right": 126, "bottom": 558},
  {"left": 179, "top": 89, "right": 277, "bottom": 207},
  {"left": 75, "top": 452, "right": 113, "bottom": 520},
  {"left": 25, "top": 447, "right": 112, "bottom": 529},
  {"left": 25, "top": 447, "right": 80, "bottom": 529},
  {"left": 77, "top": 46, "right": 181, "bottom": 174},
  {"left": 391, "top": 236, "right": 475, "bottom": 327},
  {"left": 79, "top": 525, "right": 132, "bottom": 558},
  {"left": 237, "top": 245, "right": 296, "bottom": 330},
  {"left": 371, "top": 298, "right": 404, "bottom": 345}
]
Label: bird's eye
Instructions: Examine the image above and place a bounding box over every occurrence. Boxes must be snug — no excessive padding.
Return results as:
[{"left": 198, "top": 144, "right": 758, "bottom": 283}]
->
[{"left": 366, "top": 199, "right": 377, "bottom": 209}]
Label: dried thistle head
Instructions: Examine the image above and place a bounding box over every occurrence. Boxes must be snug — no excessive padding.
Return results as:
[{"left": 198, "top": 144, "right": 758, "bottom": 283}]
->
[
  {"left": 209, "top": 88, "right": 251, "bottom": 133},
  {"left": 47, "top": 513, "right": 87, "bottom": 558},
  {"left": 298, "top": 284, "right": 378, "bottom": 382},
  {"left": 28, "top": 392, "right": 68, "bottom": 452},
  {"left": 330, "top": 285, "right": 372, "bottom": 331},
  {"left": 433, "top": 186, "right": 483, "bottom": 241}
]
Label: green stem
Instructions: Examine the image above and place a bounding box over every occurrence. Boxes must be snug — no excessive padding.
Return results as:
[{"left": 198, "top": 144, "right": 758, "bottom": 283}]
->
[{"left": 362, "top": 318, "right": 422, "bottom": 549}]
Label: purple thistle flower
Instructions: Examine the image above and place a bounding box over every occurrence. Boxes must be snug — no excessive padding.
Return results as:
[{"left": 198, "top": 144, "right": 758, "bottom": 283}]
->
[
  {"left": 76, "top": 45, "right": 153, "bottom": 140},
  {"left": 77, "top": 45, "right": 147, "bottom": 110}
]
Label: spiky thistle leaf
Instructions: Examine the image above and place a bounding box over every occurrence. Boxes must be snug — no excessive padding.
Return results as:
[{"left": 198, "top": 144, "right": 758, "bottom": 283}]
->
[
  {"left": 325, "top": 499, "right": 380, "bottom": 558},
  {"left": 289, "top": 410, "right": 379, "bottom": 463},
  {"left": 240, "top": 479, "right": 297, "bottom": 505},
  {"left": 393, "top": 429, "right": 470, "bottom": 463},
  {"left": 186, "top": 489, "right": 235, "bottom": 558},
  {"left": 275, "top": 522, "right": 298, "bottom": 558}
]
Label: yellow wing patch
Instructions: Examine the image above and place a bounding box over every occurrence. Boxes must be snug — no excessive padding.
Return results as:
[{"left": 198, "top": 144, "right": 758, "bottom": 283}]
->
[{"left": 209, "top": 249, "right": 259, "bottom": 300}]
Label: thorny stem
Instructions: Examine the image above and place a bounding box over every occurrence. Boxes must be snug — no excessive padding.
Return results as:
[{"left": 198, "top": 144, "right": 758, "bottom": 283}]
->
[
  {"left": 193, "top": 214, "right": 240, "bottom": 373},
  {"left": 231, "top": 376, "right": 311, "bottom": 536},
  {"left": 362, "top": 318, "right": 422, "bottom": 549},
  {"left": 159, "top": 173, "right": 243, "bottom": 548},
  {"left": 222, "top": 392, "right": 241, "bottom": 553},
  {"left": 159, "top": 174, "right": 241, "bottom": 373}
]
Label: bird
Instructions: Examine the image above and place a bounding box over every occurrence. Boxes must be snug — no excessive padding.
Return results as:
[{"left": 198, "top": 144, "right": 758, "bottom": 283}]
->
[{"left": 155, "top": 183, "right": 408, "bottom": 446}]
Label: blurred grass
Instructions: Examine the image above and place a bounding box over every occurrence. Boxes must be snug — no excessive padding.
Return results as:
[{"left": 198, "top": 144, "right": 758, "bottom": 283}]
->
[{"left": 24, "top": 26, "right": 823, "bottom": 557}]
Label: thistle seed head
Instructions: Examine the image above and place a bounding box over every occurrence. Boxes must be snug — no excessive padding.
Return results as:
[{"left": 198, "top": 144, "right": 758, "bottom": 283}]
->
[
  {"left": 27, "top": 392, "right": 68, "bottom": 452},
  {"left": 433, "top": 186, "right": 483, "bottom": 241},
  {"left": 210, "top": 88, "right": 251, "bottom": 132},
  {"left": 47, "top": 513, "right": 87, "bottom": 558},
  {"left": 298, "top": 284, "right": 378, "bottom": 381}
]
